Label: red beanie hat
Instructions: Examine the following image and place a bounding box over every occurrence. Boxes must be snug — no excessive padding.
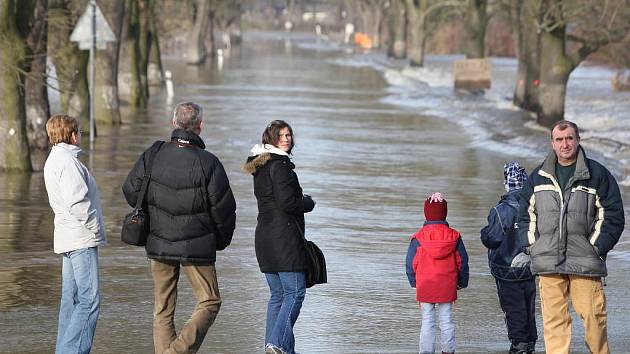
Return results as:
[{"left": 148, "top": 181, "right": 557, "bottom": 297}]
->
[{"left": 424, "top": 192, "right": 447, "bottom": 221}]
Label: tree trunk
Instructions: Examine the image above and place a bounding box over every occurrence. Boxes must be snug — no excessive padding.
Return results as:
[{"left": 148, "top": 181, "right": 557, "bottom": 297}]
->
[
  {"left": 370, "top": 4, "right": 384, "bottom": 49},
  {"left": 513, "top": 0, "right": 541, "bottom": 113},
  {"left": 0, "top": 0, "right": 32, "bottom": 172},
  {"left": 123, "top": 0, "right": 151, "bottom": 107},
  {"left": 95, "top": 0, "right": 124, "bottom": 126},
  {"left": 405, "top": 0, "right": 428, "bottom": 67},
  {"left": 204, "top": 7, "right": 215, "bottom": 59},
  {"left": 187, "top": 0, "right": 211, "bottom": 65},
  {"left": 538, "top": 21, "right": 573, "bottom": 127},
  {"left": 48, "top": 2, "right": 90, "bottom": 131},
  {"left": 148, "top": 21, "right": 165, "bottom": 87},
  {"left": 387, "top": 0, "right": 406, "bottom": 59},
  {"left": 463, "top": 0, "right": 488, "bottom": 59},
  {"left": 22, "top": 0, "right": 50, "bottom": 150}
]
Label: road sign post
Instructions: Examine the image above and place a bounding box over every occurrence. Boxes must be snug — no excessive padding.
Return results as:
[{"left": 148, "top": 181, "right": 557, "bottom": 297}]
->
[{"left": 70, "top": 0, "right": 116, "bottom": 151}]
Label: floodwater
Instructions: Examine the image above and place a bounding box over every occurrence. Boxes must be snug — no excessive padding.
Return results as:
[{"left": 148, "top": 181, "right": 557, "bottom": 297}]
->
[{"left": 1, "top": 32, "right": 629, "bottom": 354}]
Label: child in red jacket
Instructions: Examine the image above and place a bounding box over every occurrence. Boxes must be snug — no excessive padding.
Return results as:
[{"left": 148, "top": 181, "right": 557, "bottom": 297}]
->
[{"left": 406, "top": 192, "right": 469, "bottom": 354}]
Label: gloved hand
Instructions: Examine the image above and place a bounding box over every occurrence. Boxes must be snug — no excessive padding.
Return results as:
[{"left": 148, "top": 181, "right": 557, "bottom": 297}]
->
[
  {"left": 303, "top": 194, "right": 315, "bottom": 212},
  {"left": 511, "top": 252, "right": 531, "bottom": 268}
]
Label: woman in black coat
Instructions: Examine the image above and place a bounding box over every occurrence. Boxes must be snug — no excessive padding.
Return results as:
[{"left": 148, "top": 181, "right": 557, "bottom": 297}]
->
[{"left": 243, "top": 120, "right": 315, "bottom": 354}]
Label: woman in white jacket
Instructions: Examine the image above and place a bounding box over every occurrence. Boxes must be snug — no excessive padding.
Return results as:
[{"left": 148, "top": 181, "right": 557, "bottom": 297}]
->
[{"left": 44, "top": 115, "right": 106, "bottom": 354}]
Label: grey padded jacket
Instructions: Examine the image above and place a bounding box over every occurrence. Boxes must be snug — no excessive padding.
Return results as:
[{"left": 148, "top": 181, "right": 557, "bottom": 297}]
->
[{"left": 517, "top": 147, "right": 624, "bottom": 277}]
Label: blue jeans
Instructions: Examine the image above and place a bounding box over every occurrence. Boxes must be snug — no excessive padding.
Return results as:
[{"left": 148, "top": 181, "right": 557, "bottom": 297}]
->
[
  {"left": 419, "top": 302, "right": 455, "bottom": 354},
  {"left": 56, "top": 247, "right": 100, "bottom": 354},
  {"left": 265, "top": 272, "right": 306, "bottom": 354}
]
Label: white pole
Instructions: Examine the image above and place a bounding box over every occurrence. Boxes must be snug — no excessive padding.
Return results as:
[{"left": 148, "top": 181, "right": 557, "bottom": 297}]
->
[{"left": 89, "top": 0, "right": 96, "bottom": 150}]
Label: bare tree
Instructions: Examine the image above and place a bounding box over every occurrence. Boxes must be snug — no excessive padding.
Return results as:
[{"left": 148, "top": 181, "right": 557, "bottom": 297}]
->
[
  {"left": 463, "top": 0, "right": 489, "bottom": 58},
  {"left": 214, "top": 0, "right": 243, "bottom": 46},
  {"left": 95, "top": 0, "right": 124, "bottom": 125},
  {"left": 536, "top": 0, "right": 630, "bottom": 126},
  {"left": 404, "top": 0, "right": 428, "bottom": 66},
  {"left": 121, "top": 0, "right": 153, "bottom": 107},
  {"left": 48, "top": 0, "right": 90, "bottom": 131},
  {"left": 22, "top": 0, "right": 50, "bottom": 150},
  {"left": 387, "top": 0, "right": 407, "bottom": 58},
  {"left": 351, "top": 0, "right": 388, "bottom": 49},
  {"left": 187, "top": 0, "right": 212, "bottom": 65},
  {"left": 405, "top": 0, "right": 462, "bottom": 67},
  {"left": 0, "top": 0, "right": 32, "bottom": 171},
  {"left": 512, "top": 0, "right": 541, "bottom": 112}
]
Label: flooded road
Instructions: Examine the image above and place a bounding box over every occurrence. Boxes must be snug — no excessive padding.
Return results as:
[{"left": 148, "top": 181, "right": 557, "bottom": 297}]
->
[{"left": 1, "top": 32, "right": 629, "bottom": 354}]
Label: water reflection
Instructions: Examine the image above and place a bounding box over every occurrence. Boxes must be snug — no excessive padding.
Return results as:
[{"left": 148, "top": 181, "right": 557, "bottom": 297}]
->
[{"left": 0, "top": 172, "right": 52, "bottom": 254}]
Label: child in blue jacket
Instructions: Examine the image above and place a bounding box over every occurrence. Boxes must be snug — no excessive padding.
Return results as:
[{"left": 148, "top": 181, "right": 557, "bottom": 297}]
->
[{"left": 480, "top": 162, "right": 536, "bottom": 354}]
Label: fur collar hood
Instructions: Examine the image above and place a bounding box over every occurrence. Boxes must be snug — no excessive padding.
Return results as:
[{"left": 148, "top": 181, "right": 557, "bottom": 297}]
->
[{"left": 242, "top": 144, "right": 290, "bottom": 174}]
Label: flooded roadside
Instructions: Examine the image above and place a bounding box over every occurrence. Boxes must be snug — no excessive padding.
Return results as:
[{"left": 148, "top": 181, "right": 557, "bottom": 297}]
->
[{"left": 1, "top": 32, "right": 628, "bottom": 353}]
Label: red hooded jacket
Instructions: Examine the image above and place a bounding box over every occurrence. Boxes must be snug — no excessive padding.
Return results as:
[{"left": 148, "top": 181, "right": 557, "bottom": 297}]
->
[{"left": 412, "top": 223, "right": 462, "bottom": 303}]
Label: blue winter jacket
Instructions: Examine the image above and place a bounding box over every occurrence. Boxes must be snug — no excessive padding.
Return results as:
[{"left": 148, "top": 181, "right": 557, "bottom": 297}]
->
[{"left": 480, "top": 190, "right": 533, "bottom": 281}]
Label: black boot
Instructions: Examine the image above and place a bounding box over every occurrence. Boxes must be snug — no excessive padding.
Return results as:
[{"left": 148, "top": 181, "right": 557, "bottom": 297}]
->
[
  {"left": 526, "top": 341, "right": 536, "bottom": 354},
  {"left": 509, "top": 342, "right": 529, "bottom": 354}
]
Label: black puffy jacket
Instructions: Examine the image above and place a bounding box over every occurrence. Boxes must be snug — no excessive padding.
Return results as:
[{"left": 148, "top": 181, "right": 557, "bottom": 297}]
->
[
  {"left": 122, "top": 129, "right": 236, "bottom": 263},
  {"left": 243, "top": 152, "right": 315, "bottom": 273}
]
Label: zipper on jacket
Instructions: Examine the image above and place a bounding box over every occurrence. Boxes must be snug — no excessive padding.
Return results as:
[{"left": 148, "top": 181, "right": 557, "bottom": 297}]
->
[{"left": 545, "top": 172, "right": 564, "bottom": 266}]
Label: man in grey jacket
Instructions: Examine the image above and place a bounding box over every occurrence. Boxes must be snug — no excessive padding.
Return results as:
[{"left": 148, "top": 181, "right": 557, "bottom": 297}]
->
[{"left": 518, "top": 120, "right": 624, "bottom": 354}]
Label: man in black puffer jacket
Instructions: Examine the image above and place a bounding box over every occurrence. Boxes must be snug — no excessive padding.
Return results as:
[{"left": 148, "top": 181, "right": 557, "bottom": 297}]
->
[
  {"left": 518, "top": 120, "right": 624, "bottom": 354},
  {"left": 481, "top": 162, "right": 536, "bottom": 354},
  {"left": 123, "top": 102, "right": 236, "bottom": 354}
]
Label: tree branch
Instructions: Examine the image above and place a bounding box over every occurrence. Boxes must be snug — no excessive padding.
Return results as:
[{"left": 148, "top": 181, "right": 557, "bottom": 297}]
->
[{"left": 426, "top": 0, "right": 465, "bottom": 16}]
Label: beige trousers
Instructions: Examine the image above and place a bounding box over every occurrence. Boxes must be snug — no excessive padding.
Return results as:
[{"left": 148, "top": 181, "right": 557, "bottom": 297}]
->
[
  {"left": 151, "top": 259, "right": 222, "bottom": 354},
  {"left": 538, "top": 274, "right": 608, "bottom": 354}
]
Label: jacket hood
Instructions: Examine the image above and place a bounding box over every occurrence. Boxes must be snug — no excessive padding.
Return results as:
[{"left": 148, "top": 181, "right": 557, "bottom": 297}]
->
[
  {"left": 501, "top": 189, "right": 522, "bottom": 208},
  {"left": 414, "top": 224, "right": 460, "bottom": 259},
  {"left": 250, "top": 144, "right": 288, "bottom": 157},
  {"left": 242, "top": 144, "right": 290, "bottom": 174},
  {"left": 171, "top": 129, "right": 205, "bottom": 149}
]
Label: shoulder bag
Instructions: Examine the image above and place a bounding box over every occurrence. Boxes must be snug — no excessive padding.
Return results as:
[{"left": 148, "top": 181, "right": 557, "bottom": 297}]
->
[
  {"left": 121, "top": 141, "right": 165, "bottom": 246},
  {"left": 294, "top": 217, "right": 327, "bottom": 288}
]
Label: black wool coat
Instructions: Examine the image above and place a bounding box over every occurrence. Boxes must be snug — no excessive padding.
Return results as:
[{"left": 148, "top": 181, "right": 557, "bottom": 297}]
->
[
  {"left": 122, "top": 129, "right": 236, "bottom": 263},
  {"left": 243, "top": 153, "right": 315, "bottom": 273}
]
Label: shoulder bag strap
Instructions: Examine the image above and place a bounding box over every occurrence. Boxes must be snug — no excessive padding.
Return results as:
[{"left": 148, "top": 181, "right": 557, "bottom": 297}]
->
[
  {"left": 293, "top": 216, "right": 308, "bottom": 243},
  {"left": 134, "top": 141, "right": 165, "bottom": 211}
]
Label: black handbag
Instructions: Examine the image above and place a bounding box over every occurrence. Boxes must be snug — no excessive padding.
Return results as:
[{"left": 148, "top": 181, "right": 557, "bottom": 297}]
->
[
  {"left": 294, "top": 217, "right": 327, "bottom": 288},
  {"left": 121, "top": 141, "right": 164, "bottom": 246}
]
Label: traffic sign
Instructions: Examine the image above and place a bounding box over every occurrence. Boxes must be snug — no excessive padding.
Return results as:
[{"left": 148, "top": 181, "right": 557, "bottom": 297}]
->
[{"left": 70, "top": 2, "right": 116, "bottom": 49}]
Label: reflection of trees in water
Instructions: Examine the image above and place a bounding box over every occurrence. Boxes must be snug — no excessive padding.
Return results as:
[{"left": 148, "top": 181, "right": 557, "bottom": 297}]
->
[
  {"left": 0, "top": 172, "right": 53, "bottom": 253},
  {"left": 0, "top": 265, "right": 61, "bottom": 309},
  {"left": 0, "top": 172, "right": 58, "bottom": 309}
]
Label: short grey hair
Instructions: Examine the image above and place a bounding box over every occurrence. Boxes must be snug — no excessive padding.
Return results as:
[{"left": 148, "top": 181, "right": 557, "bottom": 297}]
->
[
  {"left": 172, "top": 102, "right": 203, "bottom": 132},
  {"left": 550, "top": 120, "right": 580, "bottom": 139}
]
